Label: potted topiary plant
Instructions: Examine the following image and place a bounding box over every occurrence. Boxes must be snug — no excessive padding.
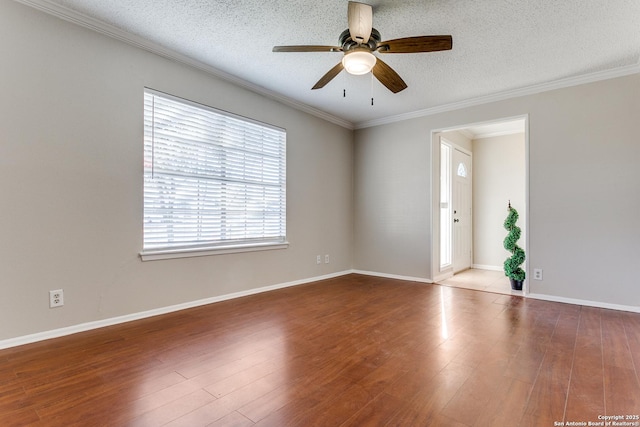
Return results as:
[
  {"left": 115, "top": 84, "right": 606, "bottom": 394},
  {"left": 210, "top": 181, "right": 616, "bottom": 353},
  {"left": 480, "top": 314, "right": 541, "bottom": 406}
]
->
[{"left": 503, "top": 201, "right": 525, "bottom": 290}]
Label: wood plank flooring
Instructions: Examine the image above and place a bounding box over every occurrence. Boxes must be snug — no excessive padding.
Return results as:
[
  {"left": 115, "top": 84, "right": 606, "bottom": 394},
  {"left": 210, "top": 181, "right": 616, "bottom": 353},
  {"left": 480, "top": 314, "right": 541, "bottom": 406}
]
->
[{"left": 1, "top": 274, "right": 639, "bottom": 426}]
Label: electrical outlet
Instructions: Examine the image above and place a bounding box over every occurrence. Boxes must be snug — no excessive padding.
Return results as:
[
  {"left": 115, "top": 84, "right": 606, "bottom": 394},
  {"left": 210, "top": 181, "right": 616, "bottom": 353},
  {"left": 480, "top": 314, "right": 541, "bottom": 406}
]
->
[
  {"left": 533, "top": 269, "right": 543, "bottom": 281},
  {"left": 316, "top": 255, "right": 321, "bottom": 265},
  {"left": 325, "top": 254, "right": 330, "bottom": 264},
  {"left": 49, "top": 289, "right": 64, "bottom": 308}
]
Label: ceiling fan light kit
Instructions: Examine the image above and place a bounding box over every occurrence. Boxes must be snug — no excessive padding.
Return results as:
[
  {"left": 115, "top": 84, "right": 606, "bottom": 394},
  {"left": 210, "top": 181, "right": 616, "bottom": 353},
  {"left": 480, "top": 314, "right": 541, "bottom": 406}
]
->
[
  {"left": 342, "top": 49, "right": 377, "bottom": 75},
  {"left": 272, "top": 1, "right": 452, "bottom": 94}
]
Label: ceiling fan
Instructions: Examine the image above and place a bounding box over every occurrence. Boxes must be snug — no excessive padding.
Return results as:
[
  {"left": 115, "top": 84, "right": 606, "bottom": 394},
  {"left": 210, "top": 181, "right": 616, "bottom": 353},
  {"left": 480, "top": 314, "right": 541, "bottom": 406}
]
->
[{"left": 272, "top": 1, "right": 452, "bottom": 93}]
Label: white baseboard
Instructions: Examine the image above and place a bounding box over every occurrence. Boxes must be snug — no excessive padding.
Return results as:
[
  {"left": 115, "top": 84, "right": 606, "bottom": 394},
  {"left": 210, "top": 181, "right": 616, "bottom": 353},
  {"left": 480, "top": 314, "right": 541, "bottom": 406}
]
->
[
  {"left": 0, "top": 270, "right": 352, "bottom": 350},
  {"left": 527, "top": 293, "right": 640, "bottom": 314},
  {"left": 5, "top": 270, "right": 638, "bottom": 350},
  {"left": 472, "top": 264, "right": 503, "bottom": 272},
  {"left": 351, "top": 269, "right": 433, "bottom": 284},
  {"left": 353, "top": 269, "right": 640, "bottom": 313}
]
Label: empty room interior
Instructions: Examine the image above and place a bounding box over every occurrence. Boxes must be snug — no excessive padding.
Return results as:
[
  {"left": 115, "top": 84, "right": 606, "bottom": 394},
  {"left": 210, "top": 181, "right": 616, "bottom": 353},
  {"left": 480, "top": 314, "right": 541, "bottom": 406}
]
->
[{"left": 1, "top": 0, "right": 639, "bottom": 425}]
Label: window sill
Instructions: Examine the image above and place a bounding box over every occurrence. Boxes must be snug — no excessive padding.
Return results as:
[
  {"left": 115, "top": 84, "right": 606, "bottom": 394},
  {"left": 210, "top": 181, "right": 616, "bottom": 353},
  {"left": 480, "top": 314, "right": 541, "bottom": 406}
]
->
[{"left": 140, "top": 241, "right": 289, "bottom": 262}]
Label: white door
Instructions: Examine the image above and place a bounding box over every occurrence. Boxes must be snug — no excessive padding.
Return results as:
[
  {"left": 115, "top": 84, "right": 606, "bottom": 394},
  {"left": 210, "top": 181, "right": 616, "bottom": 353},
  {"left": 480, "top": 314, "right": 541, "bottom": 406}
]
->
[{"left": 452, "top": 149, "right": 472, "bottom": 273}]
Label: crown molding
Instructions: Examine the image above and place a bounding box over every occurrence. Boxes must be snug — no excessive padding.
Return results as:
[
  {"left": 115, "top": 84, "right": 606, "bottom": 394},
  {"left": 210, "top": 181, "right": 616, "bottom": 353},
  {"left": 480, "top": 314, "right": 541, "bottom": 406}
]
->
[
  {"left": 13, "top": 0, "right": 640, "bottom": 132},
  {"left": 14, "top": 0, "right": 354, "bottom": 130},
  {"left": 355, "top": 62, "right": 640, "bottom": 129}
]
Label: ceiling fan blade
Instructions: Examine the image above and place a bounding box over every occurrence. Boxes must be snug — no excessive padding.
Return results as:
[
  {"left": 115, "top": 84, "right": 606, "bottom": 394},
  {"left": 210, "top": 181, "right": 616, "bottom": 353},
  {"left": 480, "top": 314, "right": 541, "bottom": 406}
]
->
[
  {"left": 372, "top": 57, "right": 407, "bottom": 93},
  {"left": 273, "top": 45, "right": 342, "bottom": 53},
  {"left": 348, "top": 1, "right": 373, "bottom": 44},
  {"left": 377, "top": 35, "right": 452, "bottom": 53},
  {"left": 312, "top": 62, "right": 345, "bottom": 90}
]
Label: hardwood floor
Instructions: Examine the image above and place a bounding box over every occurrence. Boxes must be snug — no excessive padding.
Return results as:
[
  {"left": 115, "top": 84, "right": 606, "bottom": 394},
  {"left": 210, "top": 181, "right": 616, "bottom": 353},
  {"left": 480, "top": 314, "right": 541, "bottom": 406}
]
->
[{"left": 1, "top": 274, "right": 639, "bottom": 426}]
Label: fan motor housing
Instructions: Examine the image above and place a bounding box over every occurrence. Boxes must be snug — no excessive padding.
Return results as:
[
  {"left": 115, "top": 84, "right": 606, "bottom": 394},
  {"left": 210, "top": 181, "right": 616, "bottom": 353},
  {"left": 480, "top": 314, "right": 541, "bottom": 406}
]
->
[{"left": 339, "top": 28, "right": 381, "bottom": 52}]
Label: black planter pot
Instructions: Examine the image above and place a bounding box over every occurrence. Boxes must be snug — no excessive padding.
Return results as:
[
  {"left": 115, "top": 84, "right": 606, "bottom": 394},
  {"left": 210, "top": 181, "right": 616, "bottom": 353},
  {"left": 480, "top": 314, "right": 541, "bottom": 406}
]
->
[{"left": 509, "top": 278, "right": 523, "bottom": 291}]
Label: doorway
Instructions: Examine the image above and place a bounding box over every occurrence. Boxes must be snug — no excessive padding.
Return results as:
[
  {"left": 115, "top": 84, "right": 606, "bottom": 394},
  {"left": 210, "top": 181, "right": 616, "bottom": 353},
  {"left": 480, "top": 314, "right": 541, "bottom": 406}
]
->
[{"left": 432, "top": 117, "right": 528, "bottom": 294}]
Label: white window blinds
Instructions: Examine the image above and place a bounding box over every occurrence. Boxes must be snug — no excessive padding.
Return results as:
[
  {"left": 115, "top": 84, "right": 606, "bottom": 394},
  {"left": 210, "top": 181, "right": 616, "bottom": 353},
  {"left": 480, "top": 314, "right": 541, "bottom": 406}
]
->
[{"left": 143, "top": 89, "right": 286, "bottom": 253}]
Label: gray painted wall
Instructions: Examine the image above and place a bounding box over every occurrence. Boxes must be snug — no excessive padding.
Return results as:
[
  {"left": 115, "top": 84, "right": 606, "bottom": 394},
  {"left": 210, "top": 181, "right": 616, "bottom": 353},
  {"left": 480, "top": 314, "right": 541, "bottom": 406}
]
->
[
  {"left": 473, "top": 133, "right": 526, "bottom": 269},
  {"left": 353, "top": 119, "right": 432, "bottom": 279},
  {"left": 2, "top": 0, "right": 639, "bottom": 343},
  {"left": 354, "top": 73, "right": 640, "bottom": 308},
  {"left": 0, "top": 1, "right": 353, "bottom": 341}
]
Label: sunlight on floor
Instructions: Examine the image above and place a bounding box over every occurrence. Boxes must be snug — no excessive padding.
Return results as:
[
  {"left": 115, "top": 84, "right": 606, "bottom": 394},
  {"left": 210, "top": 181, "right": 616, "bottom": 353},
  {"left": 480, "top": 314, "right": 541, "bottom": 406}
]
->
[{"left": 438, "top": 268, "right": 522, "bottom": 296}]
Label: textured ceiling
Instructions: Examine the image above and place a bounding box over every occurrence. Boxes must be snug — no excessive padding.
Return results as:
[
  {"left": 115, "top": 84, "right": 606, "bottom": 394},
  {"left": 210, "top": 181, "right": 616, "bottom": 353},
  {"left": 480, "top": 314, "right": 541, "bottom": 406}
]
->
[{"left": 28, "top": 0, "right": 640, "bottom": 127}]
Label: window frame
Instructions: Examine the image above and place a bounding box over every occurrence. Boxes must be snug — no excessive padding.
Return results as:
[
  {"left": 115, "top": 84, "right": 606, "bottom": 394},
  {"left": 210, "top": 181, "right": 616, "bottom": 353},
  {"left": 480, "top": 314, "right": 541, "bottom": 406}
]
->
[{"left": 140, "top": 89, "right": 288, "bottom": 261}]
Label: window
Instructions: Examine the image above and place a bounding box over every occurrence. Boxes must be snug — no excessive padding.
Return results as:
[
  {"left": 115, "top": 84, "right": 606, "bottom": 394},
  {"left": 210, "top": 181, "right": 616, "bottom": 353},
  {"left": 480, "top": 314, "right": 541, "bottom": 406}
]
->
[
  {"left": 457, "top": 161, "right": 468, "bottom": 178},
  {"left": 440, "top": 141, "right": 452, "bottom": 268},
  {"left": 141, "top": 89, "right": 287, "bottom": 260}
]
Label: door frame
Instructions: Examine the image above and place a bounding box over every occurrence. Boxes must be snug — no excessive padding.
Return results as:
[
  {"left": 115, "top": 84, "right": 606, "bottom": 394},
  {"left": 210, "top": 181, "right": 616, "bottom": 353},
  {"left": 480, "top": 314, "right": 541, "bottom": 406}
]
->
[{"left": 429, "top": 115, "right": 530, "bottom": 295}]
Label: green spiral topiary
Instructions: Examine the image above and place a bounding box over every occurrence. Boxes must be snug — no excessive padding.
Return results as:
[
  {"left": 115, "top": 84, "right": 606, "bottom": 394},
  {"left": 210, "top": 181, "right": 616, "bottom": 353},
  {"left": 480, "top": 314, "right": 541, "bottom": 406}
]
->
[{"left": 503, "top": 202, "right": 525, "bottom": 282}]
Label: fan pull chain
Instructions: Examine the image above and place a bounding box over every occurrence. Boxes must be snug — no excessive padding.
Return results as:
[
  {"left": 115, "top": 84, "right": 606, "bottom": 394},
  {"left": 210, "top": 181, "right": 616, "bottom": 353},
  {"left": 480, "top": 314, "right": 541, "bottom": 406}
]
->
[
  {"left": 343, "top": 89, "right": 346, "bottom": 98},
  {"left": 370, "top": 72, "right": 374, "bottom": 106}
]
